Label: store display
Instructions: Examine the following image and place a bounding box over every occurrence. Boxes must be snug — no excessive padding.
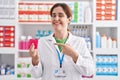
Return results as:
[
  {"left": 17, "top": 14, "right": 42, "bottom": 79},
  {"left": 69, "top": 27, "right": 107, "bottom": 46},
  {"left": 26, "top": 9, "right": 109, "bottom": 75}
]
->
[
  {"left": 96, "top": 31, "right": 117, "bottom": 48},
  {"left": 18, "top": 1, "right": 92, "bottom": 23},
  {"left": 0, "top": 64, "right": 14, "bottom": 75},
  {"left": 71, "top": 25, "right": 92, "bottom": 50},
  {"left": 0, "top": 0, "right": 120, "bottom": 80},
  {"left": 79, "top": 1, "right": 92, "bottom": 23},
  {"left": 96, "top": 55, "right": 118, "bottom": 76},
  {"left": 96, "top": 0, "right": 118, "bottom": 20},
  {"left": 17, "top": 70, "right": 31, "bottom": 78},
  {"left": 0, "top": 0, "right": 15, "bottom": 19},
  {"left": 0, "top": 26, "right": 15, "bottom": 47},
  {"left": 18, "top": 2, "right": 53, "bottom": 22},
  {"left": 73, "top": 2, "right": 78, "bottom": 23},
  {"left": 18, "top": 30, "right": 52, "bottom": 50},
  {"left": 35, "top": 30, "right": 52, "bottom": 38},
  {"left": 84, "top": 4, "right": 92, "bottom": 23},
  {"left": 17, "top": 58, "right": 31, "bottom": 78}
]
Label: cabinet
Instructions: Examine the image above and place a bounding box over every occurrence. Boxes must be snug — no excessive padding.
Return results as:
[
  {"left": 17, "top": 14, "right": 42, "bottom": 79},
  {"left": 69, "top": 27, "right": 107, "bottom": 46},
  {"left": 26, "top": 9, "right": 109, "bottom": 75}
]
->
[
  {"left": 0, "top": 0, "right": 120, "bottom": 80},
  {"left": 93, "top": 0, "right": 120, "bottom": 80}
]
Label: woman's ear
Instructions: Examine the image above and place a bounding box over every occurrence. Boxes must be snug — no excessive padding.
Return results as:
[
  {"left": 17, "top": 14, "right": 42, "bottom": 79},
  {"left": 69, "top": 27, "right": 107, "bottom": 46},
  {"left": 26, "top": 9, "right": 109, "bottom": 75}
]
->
[
  {"left": 68, "top": 17, "right": 72, "bottom": 24},
  {"left": 68, "top": 17, "right": 72, "bottom": 21}
]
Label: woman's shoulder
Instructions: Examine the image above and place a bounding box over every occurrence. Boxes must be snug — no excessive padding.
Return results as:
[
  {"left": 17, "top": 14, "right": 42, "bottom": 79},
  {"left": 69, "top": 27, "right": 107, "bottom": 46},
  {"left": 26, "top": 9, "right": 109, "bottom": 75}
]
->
[
  {"left": 71, "top": 34, "right": 85, "bottom": 42},
  {"left": 38, "top": 35, "right": 52, "bottom": 42}
]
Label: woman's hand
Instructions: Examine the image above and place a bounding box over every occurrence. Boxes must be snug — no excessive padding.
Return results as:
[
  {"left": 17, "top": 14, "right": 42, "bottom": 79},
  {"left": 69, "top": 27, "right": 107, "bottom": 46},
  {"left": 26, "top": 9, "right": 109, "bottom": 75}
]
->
[
  {"left": 29, "top": 43, "right": 40, "bottom": 66},
  {"left": 54, "top": 43, "right": 78, "bottom": 63}
]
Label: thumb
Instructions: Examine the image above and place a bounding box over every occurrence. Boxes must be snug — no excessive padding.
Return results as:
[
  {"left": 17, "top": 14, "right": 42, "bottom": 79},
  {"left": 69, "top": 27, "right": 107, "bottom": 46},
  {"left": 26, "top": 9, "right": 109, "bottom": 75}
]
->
[{"left": 54, "top": 43, "right": 65, "bottom": 47}]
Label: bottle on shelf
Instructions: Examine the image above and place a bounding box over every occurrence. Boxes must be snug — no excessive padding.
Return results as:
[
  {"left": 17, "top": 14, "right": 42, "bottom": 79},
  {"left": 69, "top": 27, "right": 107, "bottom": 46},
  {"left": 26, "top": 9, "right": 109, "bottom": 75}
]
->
[
  {"left": 84, "top": 5, "right": 92, "bottom": 23},
  {"left": 96, "top": 32, "right": 101, "bottom": 48},
  {"left": 112, "top": 38, "right": 117, "bottom": 48},
  {"left": 19, "top": 36, "right": 26, "bottom": 50},
  {"left": 107, "top": 37, "right": 112, "bottom": 48},
  {"left": 101, "top": 34, "right": 107, "bottom": 48},
  {"left": 0, "top": 64, "right": 5, "bottom": 75},
  {"left": 86, "top": 36, "right": 92, "bottom": 50}
]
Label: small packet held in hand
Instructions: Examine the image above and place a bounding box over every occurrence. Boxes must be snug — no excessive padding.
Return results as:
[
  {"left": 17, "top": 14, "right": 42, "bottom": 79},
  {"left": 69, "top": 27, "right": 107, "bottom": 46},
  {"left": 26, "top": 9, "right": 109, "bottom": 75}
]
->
[{"left": 29, "top": 39, "right": 38, "bottom": 49}]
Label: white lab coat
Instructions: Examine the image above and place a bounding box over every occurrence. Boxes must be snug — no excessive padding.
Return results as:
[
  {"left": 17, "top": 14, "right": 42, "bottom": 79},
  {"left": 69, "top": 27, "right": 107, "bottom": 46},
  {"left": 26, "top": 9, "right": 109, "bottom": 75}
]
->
[{"left": 29, "top": 32, "right": 95, "bottom": 80}]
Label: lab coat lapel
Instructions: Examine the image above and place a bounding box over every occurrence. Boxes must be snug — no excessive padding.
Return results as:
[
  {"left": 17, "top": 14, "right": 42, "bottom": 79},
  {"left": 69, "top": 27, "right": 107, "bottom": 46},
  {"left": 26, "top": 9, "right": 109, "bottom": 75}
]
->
[
  {"left": 65, "top": 32, "right": 74, "bottom": 45},
  {"left": 47, "top": 32, "right": 74, "bottom": 55},
  {"left": 47, "top": 33, "right": 61, "bottom": 54}
]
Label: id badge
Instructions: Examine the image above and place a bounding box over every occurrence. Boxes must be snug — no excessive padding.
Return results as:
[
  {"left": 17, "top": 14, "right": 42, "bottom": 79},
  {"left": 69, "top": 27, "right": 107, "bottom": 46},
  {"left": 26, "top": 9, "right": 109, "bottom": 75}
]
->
[{"left": 54, "top": 68, "right": 66, "bottom": 77}]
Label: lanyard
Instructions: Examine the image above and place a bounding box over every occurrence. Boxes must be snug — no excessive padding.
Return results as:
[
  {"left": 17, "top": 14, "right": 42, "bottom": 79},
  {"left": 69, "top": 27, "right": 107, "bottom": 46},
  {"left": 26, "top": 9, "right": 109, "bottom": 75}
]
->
[{"left": 56, "top": 48, "right": 64, "bottom": 68}]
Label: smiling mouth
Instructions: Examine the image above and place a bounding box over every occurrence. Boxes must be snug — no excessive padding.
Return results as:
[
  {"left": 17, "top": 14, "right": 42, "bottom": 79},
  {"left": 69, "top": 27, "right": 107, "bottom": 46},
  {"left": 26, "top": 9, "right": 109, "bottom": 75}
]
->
[
  {"left": 53, "top": 22, "right": 61, "bottom": 25},
  {"left": 54, "top": 23, "right": 60, "bottom": 25}
]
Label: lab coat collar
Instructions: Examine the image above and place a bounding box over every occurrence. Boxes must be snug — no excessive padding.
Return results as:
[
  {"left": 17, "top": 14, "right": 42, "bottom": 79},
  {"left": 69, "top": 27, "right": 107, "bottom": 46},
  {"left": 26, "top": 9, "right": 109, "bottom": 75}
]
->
[{"left": 47, "top": 32, "right": 74, "bottom": 53}]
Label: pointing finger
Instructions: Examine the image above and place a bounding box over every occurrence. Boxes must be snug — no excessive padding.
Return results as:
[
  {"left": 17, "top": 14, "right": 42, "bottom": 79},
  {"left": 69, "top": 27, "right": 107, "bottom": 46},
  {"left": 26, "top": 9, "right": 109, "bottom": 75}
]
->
[
  {"left": 66, "top": 43, "right": 71, "bottom": 46},
  {"left": 54, "top": 43, "right": 65, "bottom": 47}
]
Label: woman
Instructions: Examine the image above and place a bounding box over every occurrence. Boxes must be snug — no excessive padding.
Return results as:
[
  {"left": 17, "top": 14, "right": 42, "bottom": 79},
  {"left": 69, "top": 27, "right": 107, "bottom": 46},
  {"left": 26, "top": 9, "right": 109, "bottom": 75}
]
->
[{"left": 29, "top": 3, "right": 95, "bottom": 80}]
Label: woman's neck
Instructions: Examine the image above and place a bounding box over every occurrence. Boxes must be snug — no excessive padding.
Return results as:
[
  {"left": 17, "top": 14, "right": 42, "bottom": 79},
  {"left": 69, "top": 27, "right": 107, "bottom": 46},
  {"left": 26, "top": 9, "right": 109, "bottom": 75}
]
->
[{"left": 54, "top": 31, "right": 69, "bottom": 39}]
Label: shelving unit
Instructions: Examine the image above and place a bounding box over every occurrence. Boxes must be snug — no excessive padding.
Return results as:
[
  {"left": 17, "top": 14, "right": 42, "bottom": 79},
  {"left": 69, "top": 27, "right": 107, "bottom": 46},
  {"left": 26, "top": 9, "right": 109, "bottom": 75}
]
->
[{"left": 0, "top": 0, "right": 120, "bottom": 80}]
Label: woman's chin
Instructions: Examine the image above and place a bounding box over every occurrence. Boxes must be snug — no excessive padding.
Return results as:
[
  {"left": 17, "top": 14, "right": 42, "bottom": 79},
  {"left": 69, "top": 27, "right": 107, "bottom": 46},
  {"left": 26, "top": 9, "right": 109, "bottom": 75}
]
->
[{"left": 53, "top": 28, "right": 62, "bottom": 32}]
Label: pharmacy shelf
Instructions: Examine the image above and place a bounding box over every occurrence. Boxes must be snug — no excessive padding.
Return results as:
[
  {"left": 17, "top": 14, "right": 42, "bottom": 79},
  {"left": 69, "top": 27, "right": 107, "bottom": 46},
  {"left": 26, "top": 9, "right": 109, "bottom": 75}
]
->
[
  {"left": 71, "top": 23, "right": 93, "bottom": 26},
  {"left": 0, "top": 75, "right": 15, "bottom": 80},
  {"left": 17, "top": 77, "right": 41, "bottom": 80},
  {"left": 94, "top": 21, "right": 119, "bottom": 27},
  {"left": 17, "top": 57, "right": 31, "bottom": 60},
  {"left": 94, "top": 48, "right": 120, "bottom": 54},
  {"left": 0, "top": 48, "right": 17, "bottom": 54},
  {"left": 0, "top": 6, "right": 15, "bottom": 9},
  {"left": 94, "top": 76, "right": 119, "bottom": 80},
  {"left": 18, "top": 22, "right": 93, "bottom": 26},
  {"left": 18, "top": 22, "right": 51, "bottom": 25},
  {"left": 0, "top": 0, "right": 120, "bottom": 80},
  {"left": 0, "top": 73, "right": 41, "bottom": 80},
  {"left": 18, "top": 0, "right": 91, "bottom": 3},
  {"left": 17, "top": 1, "right": 120, "bottom": 80},
  {"left": 18, "top": 50, "right": 29, "bottom": 52},
  {"left": 0, "top": 20, "right": 17, "bottom": 25}
]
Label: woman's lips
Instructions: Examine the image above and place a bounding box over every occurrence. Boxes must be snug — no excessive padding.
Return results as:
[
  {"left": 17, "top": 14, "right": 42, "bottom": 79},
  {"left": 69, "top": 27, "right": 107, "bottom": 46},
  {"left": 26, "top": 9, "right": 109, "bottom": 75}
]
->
[{"left": 53, "top": 22, "right": 61, "bottom": 26}]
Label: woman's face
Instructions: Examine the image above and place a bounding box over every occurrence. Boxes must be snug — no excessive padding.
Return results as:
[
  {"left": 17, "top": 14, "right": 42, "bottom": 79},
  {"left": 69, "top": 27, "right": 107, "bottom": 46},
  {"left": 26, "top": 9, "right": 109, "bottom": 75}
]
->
[{"left": 51, "top": 6, "right": 70, "bottom": 32}]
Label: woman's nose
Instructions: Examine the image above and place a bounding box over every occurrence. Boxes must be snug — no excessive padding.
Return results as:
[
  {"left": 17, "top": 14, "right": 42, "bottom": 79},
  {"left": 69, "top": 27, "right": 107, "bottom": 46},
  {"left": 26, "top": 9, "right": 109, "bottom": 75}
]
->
[{"left": 54, "top": 16, "right": 59, "bottom": 20}]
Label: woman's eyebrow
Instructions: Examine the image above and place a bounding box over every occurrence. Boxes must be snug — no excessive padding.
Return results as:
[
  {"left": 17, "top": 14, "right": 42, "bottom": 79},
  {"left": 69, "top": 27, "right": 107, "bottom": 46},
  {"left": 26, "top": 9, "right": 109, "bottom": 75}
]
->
[
  {"left": 58, "top": 13, "right": 64, "bottom": 15},
  {"left": 52, "top": 12, "right": 64, "bottom": 17},
  {"left": 52, "top": 12, "right": 64, "bottom": 14}
]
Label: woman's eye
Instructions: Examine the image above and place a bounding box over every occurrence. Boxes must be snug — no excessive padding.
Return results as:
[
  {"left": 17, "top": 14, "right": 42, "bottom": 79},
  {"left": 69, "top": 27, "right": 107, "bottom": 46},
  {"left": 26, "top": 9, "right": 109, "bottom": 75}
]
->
[
  {"left": 59, "top": 15, "right": 63, "bottom": 17},
  {"left": 52, "top": 13, "right": 56, "bottom": 17},
  {"left": 59, "top": 14, "right": 64, "bottom": 17}
]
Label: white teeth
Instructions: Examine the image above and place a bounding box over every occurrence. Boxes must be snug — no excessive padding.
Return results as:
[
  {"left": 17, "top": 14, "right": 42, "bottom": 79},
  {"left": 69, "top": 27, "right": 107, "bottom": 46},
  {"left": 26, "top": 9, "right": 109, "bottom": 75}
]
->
[{"left": 54, "top": 22, "right": 60, "bottom": 25}]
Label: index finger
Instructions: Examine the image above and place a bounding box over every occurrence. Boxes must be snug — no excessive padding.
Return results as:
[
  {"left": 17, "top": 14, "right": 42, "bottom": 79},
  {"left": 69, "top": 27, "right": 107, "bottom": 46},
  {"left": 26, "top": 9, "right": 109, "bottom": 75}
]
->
[
  {"left": 29, "top": 43, "right": 35, "bottom": 49},
  {"left": 54, "top": 43, "right": 65, "bottom": 47}
]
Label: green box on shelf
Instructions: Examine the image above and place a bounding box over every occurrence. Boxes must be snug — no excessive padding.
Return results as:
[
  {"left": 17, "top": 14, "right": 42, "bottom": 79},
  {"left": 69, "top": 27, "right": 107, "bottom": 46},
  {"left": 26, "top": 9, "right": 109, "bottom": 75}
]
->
[{"left": 17, "top": 64, "right": 21, "bottom": 68}]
